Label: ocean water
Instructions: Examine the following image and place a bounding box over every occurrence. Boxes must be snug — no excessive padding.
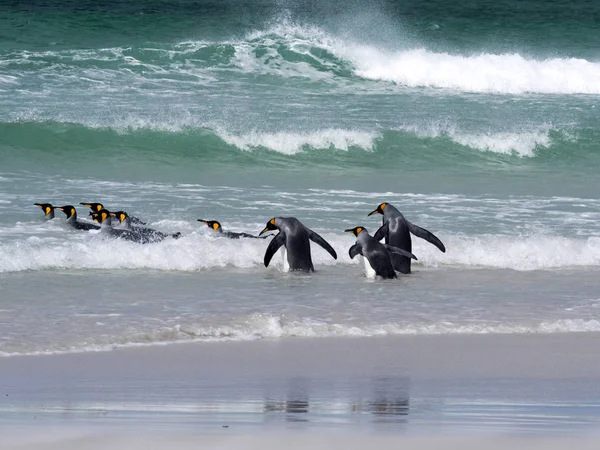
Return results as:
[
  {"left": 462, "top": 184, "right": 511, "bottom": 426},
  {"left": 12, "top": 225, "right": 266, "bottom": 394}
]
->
[{"left": 1, "top": 0, "right": 600, "bottom": 356}]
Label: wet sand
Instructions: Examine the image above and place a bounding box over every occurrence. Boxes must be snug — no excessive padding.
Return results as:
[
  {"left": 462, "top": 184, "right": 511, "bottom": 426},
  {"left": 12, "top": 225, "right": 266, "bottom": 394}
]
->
[{"left": 2, "top": 333, "right": 600, "bottom": 447}]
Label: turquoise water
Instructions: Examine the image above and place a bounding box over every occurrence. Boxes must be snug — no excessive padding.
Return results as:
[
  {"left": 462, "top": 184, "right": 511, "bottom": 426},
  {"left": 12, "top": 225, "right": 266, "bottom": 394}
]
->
[{"left": 1, "top": 0, "right": 600, "bottom": 355}]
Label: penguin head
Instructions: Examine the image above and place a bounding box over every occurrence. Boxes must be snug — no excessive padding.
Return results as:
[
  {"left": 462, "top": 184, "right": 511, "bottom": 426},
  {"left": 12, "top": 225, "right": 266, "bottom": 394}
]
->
[
  {"left": 34, "top": 203, "right": 54, "bottom": 216},
  {"left": 56, "top": 205, "right": 77, "bottom": 219},
  {"left": 368, "top": 203, "right": 387, "bottom": 216},
  {"left": 344, "top": 226, "right": 367, "bottom": 237},
  {"left": 259, "top": 218, "right": 279, "bottom": 236},
  {"left": 80, "top": 202, "right": 104, "bottom": 212},
  {"left": 198, "top": 220, "right": 222, "bottom": 232},
  {"left": 110, "top": 211, "right": 129, "bottom": 224},
  {"left": 94, "top": 209, "right": 112, "bottom": 225}
]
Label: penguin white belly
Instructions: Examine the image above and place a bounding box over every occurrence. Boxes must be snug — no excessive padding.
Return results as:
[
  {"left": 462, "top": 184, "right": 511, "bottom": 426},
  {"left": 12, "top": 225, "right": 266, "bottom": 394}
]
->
[
  {"left": 281, "top": 247, "right": 290, "bottom": 272},
  {"left": 360, "top": 255, "right": 377, "bottom": 279}
]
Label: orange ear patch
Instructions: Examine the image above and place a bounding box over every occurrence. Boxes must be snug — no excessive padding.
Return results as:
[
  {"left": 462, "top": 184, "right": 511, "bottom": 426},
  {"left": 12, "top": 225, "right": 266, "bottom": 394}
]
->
[
  {"left": 212, "top": 223, "right": 219, "bottom": 230},
  {"left": 380, "top": 203, "right": 387, "bottom": 210},
  {"left": 270, "top": 218, "right": 275, "bottom": 225}
]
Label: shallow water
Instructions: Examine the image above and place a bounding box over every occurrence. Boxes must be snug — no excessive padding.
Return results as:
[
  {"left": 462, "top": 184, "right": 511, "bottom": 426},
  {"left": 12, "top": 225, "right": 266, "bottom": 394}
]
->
[{"left": 1, "top": 0, "right": 600, "bottom": 356}]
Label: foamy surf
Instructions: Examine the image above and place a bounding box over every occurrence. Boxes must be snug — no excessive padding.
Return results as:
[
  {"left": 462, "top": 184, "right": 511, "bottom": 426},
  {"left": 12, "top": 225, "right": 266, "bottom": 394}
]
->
[
  {"left": 2, "top": 315, "right": 599, "bottom": 358},
  {"left": 1, "top": 229, "right": 600, "bottom": 273}
]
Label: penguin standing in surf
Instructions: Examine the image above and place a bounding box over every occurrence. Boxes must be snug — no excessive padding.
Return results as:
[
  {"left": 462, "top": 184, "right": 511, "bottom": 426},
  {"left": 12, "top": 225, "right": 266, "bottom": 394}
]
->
[
  {"left": 198, "top": 219, "right": 266, "bottom": 239},
  {"left": 345, "top": 226, "right": 417, "bottom": 279},
  {"left": 259, "top": 217, "right": 337, "bottom": 272},
  {"left": 34, "top": 203, "right": 55, "bottom": 219},
  {"left": 368, "top": 203, "right": 445, "bottom": 274},
  {"left": 56, "top": 205, "right": 100, "bottom": 230}
]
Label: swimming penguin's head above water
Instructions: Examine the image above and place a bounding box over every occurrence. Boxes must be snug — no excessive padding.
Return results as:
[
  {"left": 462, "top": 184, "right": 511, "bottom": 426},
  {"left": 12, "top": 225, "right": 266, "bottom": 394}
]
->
[
  {"left": 367, "top": 203, "right": 388, "bottom": 216},
  {"left": 91, "top": 209, "right": 112, "bottom": 225},
  {"left": 344, "top": 226, "right": 367, "bottom": 237},
  {"left": 198, "top": 220, "right": 222, "bottom": 232},
  {"left": 56, "top": 205, "right": 78, "bottom": 219},
  {"left": 110, "top": 211, "right": 129, "bottom": 224},
  {"left": 80, "top": 202, "right": 104, "bottom": 212},
  {"left": 34, "top": 203, "right": 55, "bottom": 218}
]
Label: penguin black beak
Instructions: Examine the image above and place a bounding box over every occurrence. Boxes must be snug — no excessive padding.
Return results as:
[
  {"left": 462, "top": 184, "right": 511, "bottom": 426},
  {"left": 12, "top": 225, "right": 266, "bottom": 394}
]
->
[
  {"left": 198, "top": 219, "right": 208, "bottom": 224},
  {"left": 367, "top": 209, "right": 380, "bottom": 216},
  {"left": 56, "top": 207, "right": 64, "bottom": 211},
  {"left": 344, "top": 228, "right": 354, "bottom": 233},
  {"left": 258, "top": 227, "right": 270, "bottom": 236}
]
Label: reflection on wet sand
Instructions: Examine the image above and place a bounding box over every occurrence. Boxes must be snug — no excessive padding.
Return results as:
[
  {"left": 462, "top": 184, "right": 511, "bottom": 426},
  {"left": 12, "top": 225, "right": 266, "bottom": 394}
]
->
[{"left": 263, "top": 377, "right": 409, "bottom": 424}]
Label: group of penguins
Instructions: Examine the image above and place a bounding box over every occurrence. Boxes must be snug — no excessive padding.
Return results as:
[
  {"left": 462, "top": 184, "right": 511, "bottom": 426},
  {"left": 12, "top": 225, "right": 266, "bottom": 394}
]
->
[{"left": 34, "top": 201, "right": 446, "bottom": 279}]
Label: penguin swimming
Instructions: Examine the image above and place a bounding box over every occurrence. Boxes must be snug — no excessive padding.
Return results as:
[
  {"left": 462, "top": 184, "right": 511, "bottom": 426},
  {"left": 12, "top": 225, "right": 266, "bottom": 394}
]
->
[
  {"left": 198, "top": 219, "right": 266, "bottom": 239},
  {"left": 259, "top": 217, "right": 337, "bottom": 272},
  {"left": 345, "top": 226, "right": 417, "bottom": 279},
  {"left": 56, "top": 205, "right": 100, "bottom": 230},
  {"left": 34, "top": 203, "right": 55, "bottom": 219},
  {"left": 80, "top": 202, "right": 146, "bottom": 225},
  {"left": 112, "top": 210, "right": 181, "bottom": 240},
  {"left": 92, "top": 209, "right": 162, "bottom": 244},
  {"left": 368, "top": 203, "right": 446, "bottom": 274}
]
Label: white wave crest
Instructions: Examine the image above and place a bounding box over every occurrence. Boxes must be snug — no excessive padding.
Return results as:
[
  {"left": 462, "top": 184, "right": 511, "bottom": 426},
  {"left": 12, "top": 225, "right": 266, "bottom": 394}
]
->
[
  {"left": 397, "top": 122, "right": 556, "bottom": 157},
  {"left": 333, "top": 45, "right": 600, "bottom": 94},
  {"left": 1, "top": 229, "right": 600, "bottom": 274},
  {"left": 416, "top": 235, "right": 600, "bottom": 271},
  {"left": 216, "top": 128, "right": 378, "bottom": 154},
  {"left": 242, "top": 22, "right": 600, "bottom": 95}
]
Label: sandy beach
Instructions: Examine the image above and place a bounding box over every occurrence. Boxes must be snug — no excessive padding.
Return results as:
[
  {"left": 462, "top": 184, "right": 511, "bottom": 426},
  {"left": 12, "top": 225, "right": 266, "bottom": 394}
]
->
[{"left": 2, "top": 332, "right": 600, "bottom": 448}]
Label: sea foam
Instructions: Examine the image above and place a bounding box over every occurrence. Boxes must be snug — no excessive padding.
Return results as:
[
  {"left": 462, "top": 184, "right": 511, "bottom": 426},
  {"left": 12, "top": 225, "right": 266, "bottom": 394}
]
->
[
  {"left": 2, "top": 315, "right": 599, "bottom": 357},
  {"left": 1, "top": 228, "right": 599, "bottom": 274}
]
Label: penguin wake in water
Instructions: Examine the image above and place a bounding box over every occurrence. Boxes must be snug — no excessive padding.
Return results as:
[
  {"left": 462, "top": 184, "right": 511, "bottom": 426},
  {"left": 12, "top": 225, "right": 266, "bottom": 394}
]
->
[
  {"left": 56, "top": 205, "right": 100, "bottom": 231},
  {"left": 34, "top": 203, "right": 55, "bottom": 219},
  {"left": 368, "top": 202, "right": 445, "bottom": 274},
  {"left": 91, "top": 209, "right": 165, "bottom": 244},
  {"left": 80, "top": 202, "right": 146, "bottom": 225},
  {"left": 259, "top": 217, "right": 337, "bottom": 272},
  {"left": 198, "top": 219, "right": 266, "bottom": 239},
  {"left": 111, "top": 210, "right": 181, "bottom": 240},
  {"left": 345, "top": 226, "right": 417, "bottom": 279}
]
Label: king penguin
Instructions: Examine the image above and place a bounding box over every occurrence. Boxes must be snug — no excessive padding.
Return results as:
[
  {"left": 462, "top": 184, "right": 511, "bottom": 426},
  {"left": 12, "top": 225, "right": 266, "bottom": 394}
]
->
[
  {"left": 345, "top": 226, "right": 417, "bottom": 279},
  {"left": 80, "top": 202, "right": 147, "bottom": 225},
  {"left": 368, "top": 202, "right": 446, "bottom": 274},
  {"left": 92, "top": 209, "right": 159, "bottom": 244},
  {"left": 56, "top": 205, "right": 100, "bottom": 230},
  {"left": 259, "top": 217, "right": 337, "bottom": 272},
  {"left": 198, "top": 219, "right": 266, "bottom": 239},
  {"left": 112, "top": 211, "right": 181, "bottom": 240},
  {"left": 34, "top": 203, "right": 55, "bottom": 219}
]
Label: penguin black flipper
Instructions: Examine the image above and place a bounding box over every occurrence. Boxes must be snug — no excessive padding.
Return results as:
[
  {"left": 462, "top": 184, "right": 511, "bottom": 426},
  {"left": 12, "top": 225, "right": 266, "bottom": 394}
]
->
[
  {"left": 307, "top": 230, "right": 337, "bottom": 260},
  {"left": 373, "top": 223, "right": 388, "bottom": 242},
  {"left": 384, "top": 244, "right": 418, "bottom": 260},
  {"left": 264, "top": 232, "right": 285, "bottom": 267},
  {"left": 407, "top": 222, "right": 446, "bottom": 253},
  {"left": 348, "top": 243, "right": 362, "bottom": 259}
]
